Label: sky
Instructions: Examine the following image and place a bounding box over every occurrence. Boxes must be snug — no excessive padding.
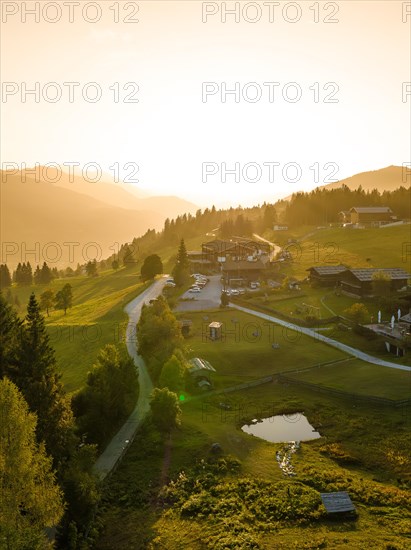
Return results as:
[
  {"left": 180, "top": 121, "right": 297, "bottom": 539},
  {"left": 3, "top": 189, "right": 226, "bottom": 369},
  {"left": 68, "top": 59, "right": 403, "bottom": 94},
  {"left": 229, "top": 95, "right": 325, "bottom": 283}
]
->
[{"left": 1, "top": 0, "right": 410, "bottom": 207}]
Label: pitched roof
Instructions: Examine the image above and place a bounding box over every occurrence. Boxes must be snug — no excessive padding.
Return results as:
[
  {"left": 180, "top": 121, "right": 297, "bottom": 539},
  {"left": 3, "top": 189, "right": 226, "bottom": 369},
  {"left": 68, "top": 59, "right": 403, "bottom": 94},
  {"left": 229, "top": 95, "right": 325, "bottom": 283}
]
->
[
  {"left": 188, "top": 357, "right": 216, "bottom": 375},
  {"left": 349, "top": 206, "right": 392, "bottom": 213},
  {"left": 349, "top": 268, "right": 410, "bottom": 281},
  {"left": 320, "top": 492, "right": 356, "bottom": 514},
  {"left": 308, "top": 265, "right": 347, "bottom": 275}
]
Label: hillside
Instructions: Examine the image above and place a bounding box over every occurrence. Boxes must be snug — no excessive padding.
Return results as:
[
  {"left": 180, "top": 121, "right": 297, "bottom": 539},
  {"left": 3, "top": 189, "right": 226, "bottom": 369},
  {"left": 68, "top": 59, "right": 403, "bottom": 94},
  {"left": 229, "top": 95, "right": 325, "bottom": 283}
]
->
[
  {"left": 0, "top": 172, "right": 164, "bottom": 268},
  {"left": 282, "top": 166, "right": 409, "bottom": 202},
  {"left": 41, "top": 167, "right": 198, "bottom": 218},
  {"left": 320, "top": 165, "right": 408, "bottom": 193}
]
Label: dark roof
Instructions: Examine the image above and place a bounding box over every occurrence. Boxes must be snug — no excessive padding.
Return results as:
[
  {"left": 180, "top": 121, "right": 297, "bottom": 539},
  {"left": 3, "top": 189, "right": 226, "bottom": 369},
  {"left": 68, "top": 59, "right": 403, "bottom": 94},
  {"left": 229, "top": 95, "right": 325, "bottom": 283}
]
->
[
  {"left": 308, "top": 265, "right": 347, "bottom": 275},
  {"left": 320, "top": 492, "right": 356, "bottom": 514},
  {"left": 223, "top": 259, "right": 266, "bottom": 271},
  {"left": 349, "top": 268, "right": 410, "bottom": 281},
  {"left": 350, "top": 206, "right": 392, "bottom": 214}
]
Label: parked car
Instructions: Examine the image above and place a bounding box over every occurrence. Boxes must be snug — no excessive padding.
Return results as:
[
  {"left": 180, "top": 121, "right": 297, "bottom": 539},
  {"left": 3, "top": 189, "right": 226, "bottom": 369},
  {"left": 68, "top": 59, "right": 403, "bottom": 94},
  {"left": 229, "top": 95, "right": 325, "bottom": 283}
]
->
[
  {"left": 188, "top": 288, "right": 201, "bottom": 293},
  {"left": 230, "top": 289, "right": 240, "bottom": 296}
]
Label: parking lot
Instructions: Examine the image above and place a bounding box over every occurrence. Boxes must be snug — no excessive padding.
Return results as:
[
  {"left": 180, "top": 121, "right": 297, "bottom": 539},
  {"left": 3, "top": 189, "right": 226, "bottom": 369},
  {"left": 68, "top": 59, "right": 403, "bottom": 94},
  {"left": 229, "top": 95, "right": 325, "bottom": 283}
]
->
[{"left": 174, "top": 274, "right": 222, "bottom": 312}]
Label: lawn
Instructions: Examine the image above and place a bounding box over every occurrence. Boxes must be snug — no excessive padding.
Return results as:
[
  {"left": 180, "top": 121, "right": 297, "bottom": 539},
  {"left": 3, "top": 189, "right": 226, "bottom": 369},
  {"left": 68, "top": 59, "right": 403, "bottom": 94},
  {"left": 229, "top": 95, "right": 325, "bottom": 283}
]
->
[
  {"left": 271, "top": 224, "right": 411, "bottom": 279},
  {"left": 9, "top": 265, "right": 151, "bottom": 393},
  {"left": 286, "top": 359, "right": 411, "bottom": 400},
  {"left": 175, "top": 308, "right": 349, "bottom": 389}
]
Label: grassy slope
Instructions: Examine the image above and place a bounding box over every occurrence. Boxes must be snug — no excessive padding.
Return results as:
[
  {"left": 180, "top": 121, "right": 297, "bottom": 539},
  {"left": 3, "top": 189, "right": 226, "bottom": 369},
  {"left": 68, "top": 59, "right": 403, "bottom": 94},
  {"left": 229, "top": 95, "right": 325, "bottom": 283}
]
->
[
  {"left": 10, "top": 266, "right": 150, "bottom": 393},
  {"left": 7, "top": 235, "right": 205, "bottom": 393},
  {"left": 265, "top": 224, "right": 410, "bottom": 279}
]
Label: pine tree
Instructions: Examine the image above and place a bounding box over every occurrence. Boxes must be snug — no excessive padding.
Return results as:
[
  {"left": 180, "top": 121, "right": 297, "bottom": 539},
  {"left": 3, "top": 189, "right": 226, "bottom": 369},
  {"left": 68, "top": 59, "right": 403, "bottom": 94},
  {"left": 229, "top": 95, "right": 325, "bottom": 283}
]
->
[
  {"left": 0, "top": 292, "right": 22, "bottom": 379},
  {"left": 85, "top": 259, "right": 98, "bottom": 277},
  {"left": 16, "top": 293, "right": 75, "bottom": 468},
  {"left": 172, "top": 239, "right": 190, "bottom": 286},
  {"left": 0, "top": 264, "right": 12, "bottom": 288},
  {"left": 40, "top": 261, "right": 53, "bottom": 284},
  {"left": 34, "top": 265, "right": 42, "bottom": 284},
  {"left": 0, "top": 378, "right": 64, "bottom": 549}
]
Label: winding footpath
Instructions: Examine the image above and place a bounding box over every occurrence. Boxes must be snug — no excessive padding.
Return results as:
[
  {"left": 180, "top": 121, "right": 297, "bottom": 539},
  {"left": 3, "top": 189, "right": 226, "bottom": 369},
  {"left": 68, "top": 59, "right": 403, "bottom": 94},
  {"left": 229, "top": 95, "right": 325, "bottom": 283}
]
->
[
  {"left": 231, "top": 304, "right": 411, "bottom": 372},
  {"left": 93, "top": 277, "right": 166, "bottom": 480}
]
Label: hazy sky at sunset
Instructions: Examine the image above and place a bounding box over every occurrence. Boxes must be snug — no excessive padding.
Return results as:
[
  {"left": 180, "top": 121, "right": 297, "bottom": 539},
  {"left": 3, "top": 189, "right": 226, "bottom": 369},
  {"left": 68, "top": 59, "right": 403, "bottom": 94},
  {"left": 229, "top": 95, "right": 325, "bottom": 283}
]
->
[{"left": 1, "top": 1, "right": 410, "bottom": 207}]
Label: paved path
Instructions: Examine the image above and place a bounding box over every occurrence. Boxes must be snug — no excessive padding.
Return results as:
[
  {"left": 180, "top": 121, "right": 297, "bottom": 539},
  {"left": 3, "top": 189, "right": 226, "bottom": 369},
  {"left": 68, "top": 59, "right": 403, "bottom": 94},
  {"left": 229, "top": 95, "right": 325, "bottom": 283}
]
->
[
  {"left": 231, "top": 304, "right": 411, "bottom": 372},
  {"left": 93, "top": 277, "right": 166, "bottom": 480}
]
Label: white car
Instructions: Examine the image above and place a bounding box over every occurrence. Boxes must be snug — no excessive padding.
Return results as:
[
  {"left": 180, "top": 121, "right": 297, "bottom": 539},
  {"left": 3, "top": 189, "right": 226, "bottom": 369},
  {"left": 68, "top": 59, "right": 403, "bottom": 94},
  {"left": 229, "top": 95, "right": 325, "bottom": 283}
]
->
[
  {"left": 230, "top": 289, "right": 240, "bottom": 296},
  {"left": 188, "top": 288, "right": 201, "bottom": 293}
]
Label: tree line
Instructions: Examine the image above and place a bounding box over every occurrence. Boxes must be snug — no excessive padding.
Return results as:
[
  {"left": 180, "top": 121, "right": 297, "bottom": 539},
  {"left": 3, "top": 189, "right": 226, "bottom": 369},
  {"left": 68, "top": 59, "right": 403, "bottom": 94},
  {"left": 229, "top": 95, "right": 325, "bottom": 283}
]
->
[
  {"left": 0, "top": 292, "right": 139, "bottom": 548},
  {"left": 283, "top": 185, "right": 411, "bottom": 226}
]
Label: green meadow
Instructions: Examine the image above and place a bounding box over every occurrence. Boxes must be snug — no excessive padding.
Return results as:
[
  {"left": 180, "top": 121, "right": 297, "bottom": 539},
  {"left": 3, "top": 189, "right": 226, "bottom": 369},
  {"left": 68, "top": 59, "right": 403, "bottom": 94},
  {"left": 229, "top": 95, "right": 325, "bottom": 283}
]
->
[
  {"left": 10, "top": 266, "right": 150, "bottom": 393},
  {"left": 266, "top": 224, "right": 410, "bottom": 279}
]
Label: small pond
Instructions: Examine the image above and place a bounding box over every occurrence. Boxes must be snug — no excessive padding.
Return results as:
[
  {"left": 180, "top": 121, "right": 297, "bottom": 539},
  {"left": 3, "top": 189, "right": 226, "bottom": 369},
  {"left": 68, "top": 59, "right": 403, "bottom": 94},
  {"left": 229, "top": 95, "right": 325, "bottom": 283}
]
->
[{"left": 241, "top": 413, "right": 321, "bottom": 443}]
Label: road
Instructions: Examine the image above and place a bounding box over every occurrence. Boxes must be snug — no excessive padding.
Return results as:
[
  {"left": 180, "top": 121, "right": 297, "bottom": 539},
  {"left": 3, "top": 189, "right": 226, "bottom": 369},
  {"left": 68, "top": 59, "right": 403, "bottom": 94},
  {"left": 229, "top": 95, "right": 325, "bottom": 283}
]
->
[
  {"left": 253, "top": 233, "right": 281, "bottom": 261},
  {"left": 93, "top": 277, "right": 167, "bottom": 480},
  {"left": 231, "top": 303, "right": 411, "bottom": 372}
]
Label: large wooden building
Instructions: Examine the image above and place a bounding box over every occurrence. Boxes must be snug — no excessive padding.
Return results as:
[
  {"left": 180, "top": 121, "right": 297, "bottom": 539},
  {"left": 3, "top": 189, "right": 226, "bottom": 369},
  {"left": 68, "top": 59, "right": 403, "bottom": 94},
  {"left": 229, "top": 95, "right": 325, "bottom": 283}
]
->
[
  {"left": 308, "top": 266, "right": 410, "bottom": 297},
  {"left": 349, "top": 206, "right": 394, "bottom": 225},
  {"left": 307, "top": 265, "right": 347, "bottom": 287},
  {"left": 222, "top": 258, "right": 268, "bottom": 286}
]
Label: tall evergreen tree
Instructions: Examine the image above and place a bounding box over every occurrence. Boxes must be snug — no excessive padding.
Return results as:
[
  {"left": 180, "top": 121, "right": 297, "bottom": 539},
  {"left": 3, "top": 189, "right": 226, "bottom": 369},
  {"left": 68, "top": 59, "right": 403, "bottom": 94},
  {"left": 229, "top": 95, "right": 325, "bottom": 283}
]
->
[
  {"left": 172, "top": 239, "right": 190, "bottom": 286},
  {"left": 0, "top": 292, "right": 22, "bottom": 379},
  {"left": 16, "top": 293, "right": 75, "bottom": 468},
  {"left": 85, "top": 259, "right": 98, "bottom": 277},
  {"left": 0, "top": 264, "right": 12, "bottom": 288},
  {"left": 40, "top": 261, "right": 53, "bottom": 284},
  {"left": 33, "top": 265, "right": 42, "bottom": 284}
]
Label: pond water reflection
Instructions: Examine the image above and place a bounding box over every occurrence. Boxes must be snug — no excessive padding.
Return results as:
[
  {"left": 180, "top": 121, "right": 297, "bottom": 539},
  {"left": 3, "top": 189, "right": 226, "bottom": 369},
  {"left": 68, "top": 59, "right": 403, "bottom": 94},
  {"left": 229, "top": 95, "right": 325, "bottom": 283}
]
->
[{"left": 241, "top": 413, "right": 321, "bottom": 443}]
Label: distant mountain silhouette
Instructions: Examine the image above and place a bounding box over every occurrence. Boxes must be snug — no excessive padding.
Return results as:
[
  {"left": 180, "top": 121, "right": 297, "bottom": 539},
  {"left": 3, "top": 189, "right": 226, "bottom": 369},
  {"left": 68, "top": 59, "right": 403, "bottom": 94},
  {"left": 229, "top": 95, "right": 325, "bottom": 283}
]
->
[
  {"left": 318, "top": 165, "right": 409, "bottom": 192},
  {"left": 37, "top": 167, "right": 198, "bottom": 216},
  {"left": 0, "top": 172, "right": 159, "bottom": 268},
  {"left": 282, "top": 166, "right": 409, "bottom": 201},
  {"left": 1, "top": 167, "right": 198, "bottom": 268}
]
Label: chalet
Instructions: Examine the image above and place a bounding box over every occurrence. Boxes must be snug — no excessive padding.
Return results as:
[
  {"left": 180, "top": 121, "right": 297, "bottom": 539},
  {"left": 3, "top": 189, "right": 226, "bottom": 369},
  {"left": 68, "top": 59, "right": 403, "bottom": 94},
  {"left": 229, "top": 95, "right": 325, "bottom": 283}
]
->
[
  {"left": 307, "top": 265, "right": 347, "bottom": 287},
  {"left": 222, "top": 258, "right": 268, "bottom": 286},
  {"left": 200, "top": 237, "right": 271, "bottom": 267},
  {"left": 307, "top": 266, "right": 410, "bottom": 296},
  {"left": 187, "top": 250, "right": 213, "bottom": 268},
  {"left": 339, "top": 268, "right": 410, "bottom": 298},
  {"left": 349, "top": 206, "right": 394, "bottom": 225}
]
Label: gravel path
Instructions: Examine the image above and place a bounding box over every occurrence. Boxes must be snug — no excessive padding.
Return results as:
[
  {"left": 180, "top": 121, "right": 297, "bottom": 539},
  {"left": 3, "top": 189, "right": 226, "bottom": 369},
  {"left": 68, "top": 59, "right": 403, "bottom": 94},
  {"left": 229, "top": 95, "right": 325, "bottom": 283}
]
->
[
  {"left": 232, "top": 304, "right": 411, "bottom": 372},
  {"left": 93, "top": 277, "right": 166, "bottom": 480}
]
